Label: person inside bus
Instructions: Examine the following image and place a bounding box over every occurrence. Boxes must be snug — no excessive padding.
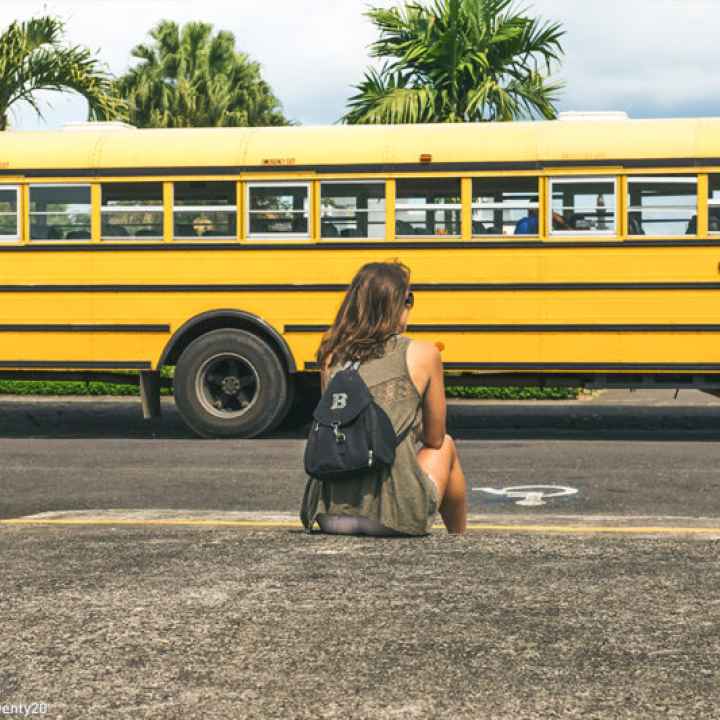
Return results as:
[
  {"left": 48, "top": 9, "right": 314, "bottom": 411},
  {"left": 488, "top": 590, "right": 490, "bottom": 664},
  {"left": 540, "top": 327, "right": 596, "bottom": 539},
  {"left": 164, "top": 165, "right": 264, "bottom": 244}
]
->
[
  {"left": 515, "top": 209, "right": 569, "bottom": 233},
  {"left": 712, "top": 210, "right": 720, "bottom": 232},
  {"left": 552, "top": 211, "right": 570, "bottom": 231},
  {"left": 686, "top": 214, "right": 720, "bottom": 234},
  {"left": 321, "top": 221, "right": 340, "bottom": 237},
  {"left": 299, "top": 261, "right": 468, "bottom": 536},
  {"left": 514, "top": 207, "right": 538, "bottom": 234},
  {"left": 628, "top": 216, "right": 645, "bottom": 235}
]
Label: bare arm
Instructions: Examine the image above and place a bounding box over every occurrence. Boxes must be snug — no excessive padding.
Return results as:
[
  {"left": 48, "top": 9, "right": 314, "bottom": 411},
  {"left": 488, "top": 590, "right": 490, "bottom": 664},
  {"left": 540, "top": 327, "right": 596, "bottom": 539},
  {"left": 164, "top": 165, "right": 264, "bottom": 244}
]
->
[{"left": 421, "top": 343, "right": 447, "bottom": 450}]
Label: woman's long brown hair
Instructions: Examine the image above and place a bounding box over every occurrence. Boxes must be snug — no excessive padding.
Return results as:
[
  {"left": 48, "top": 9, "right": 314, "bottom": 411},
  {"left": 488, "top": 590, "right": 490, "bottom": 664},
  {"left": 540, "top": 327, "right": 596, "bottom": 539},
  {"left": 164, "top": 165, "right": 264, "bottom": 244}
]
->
[{"left": 316, "top": 261, "right": 411, "bottom": 370}]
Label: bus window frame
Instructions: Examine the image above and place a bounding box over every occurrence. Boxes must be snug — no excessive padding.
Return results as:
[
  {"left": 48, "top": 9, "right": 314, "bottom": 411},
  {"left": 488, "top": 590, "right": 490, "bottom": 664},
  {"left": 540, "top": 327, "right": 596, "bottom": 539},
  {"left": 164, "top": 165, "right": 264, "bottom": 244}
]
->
[
  {"left": 470, "top": 175, "right": 540, "bottom": 238},
  {"left": 707, "top": 173, "right": 720, "bottom": 234},
  {"left": 171, "top": 180, "right": 238, "bottom": 241},
  {"left": 246, "top": 181, "right": 312, "bottom": 241},
  {"left": 0, "top": 184, "right": 20, "bottom": 243},
  {"left": 319, "top": 179, "right": 386, "bottom": 241},
  {"left": 394, "top": 177, "right": 462, "bottom": 239},
  {"left": 548, "top": 175, "right": 618, "bottom": 238},
  {"left": 626, "top": 174, "right": 698, "bottom": 239},
  {"left": 100, "top": 181, "right": 165, "bottom": 242},
  {"left": 28, "top": 182, "right": 92, "bottom": 243}
]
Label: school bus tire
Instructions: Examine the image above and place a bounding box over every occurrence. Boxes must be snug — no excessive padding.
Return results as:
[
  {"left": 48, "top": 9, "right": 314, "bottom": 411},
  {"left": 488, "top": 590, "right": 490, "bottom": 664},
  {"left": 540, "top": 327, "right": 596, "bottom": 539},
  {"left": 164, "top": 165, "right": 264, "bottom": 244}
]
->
[
  {"left": 174, "top": 328, "right": 289, "bottom": 438},
  {"left": 277, "top": 374, "right": 320, "bottom": 431},
  {"left": 261, "top": 368, "right": 297, "bottom": 435}
]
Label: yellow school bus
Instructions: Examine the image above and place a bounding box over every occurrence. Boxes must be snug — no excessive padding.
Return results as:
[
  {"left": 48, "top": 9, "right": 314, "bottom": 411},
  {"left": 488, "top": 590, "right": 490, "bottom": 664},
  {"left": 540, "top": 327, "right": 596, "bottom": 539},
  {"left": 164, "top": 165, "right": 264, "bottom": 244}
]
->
[{"left": 1, "top": 112, "right": 720, "bottom": 437}]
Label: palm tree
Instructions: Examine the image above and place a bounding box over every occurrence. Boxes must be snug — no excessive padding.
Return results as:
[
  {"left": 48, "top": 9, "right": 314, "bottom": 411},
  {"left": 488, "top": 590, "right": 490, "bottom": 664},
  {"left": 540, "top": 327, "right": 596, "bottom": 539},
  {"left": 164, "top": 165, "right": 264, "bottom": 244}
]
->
[
  {"left": 342, "top": 0, "right": 565, "bottom": 124},
  {"left": 0, "top": 16, "right": 125, "bottom": 130},
  {"left": 114, "top": 21, "right": 289, "bottom": 128}
]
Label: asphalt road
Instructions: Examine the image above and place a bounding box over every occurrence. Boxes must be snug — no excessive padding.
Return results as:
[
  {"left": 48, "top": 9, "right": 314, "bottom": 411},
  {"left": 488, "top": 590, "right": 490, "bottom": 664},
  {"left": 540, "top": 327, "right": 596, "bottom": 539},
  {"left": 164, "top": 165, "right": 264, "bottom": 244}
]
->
[
  {"left": 2, "top": 390, "right": 720, "bottom": 719},
  {"left": 2, "top": 390, "right": 720, "bottom": 520},
  {"left": 1, "top": 525, "right": 719, "bottom": 720}
]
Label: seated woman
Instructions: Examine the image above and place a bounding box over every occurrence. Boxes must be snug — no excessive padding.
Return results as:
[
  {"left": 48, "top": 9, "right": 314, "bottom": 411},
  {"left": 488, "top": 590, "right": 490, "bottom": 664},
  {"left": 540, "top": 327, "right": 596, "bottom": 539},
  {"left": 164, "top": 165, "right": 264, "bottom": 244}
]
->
[{"left": 299, "top": 261, "right": 468, "bottom": 536}]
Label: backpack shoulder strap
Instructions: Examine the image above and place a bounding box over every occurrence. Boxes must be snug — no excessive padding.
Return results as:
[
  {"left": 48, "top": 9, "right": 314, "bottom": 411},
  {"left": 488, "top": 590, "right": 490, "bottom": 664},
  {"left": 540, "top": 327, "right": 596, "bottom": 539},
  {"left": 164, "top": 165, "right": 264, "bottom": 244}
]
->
[{"left": 395, "top": 421, "right": 413, "bottom": 447}]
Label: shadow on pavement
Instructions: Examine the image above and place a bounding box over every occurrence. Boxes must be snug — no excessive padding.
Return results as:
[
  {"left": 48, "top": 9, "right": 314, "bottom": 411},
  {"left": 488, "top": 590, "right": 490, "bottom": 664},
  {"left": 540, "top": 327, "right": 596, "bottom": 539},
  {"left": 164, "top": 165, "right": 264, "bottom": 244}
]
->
[
  {"left": 446, "top": 403, "right": 720, "bottom": 441},
  {"left": 1, "top": 396, "right": 720, "bottom": 441}
]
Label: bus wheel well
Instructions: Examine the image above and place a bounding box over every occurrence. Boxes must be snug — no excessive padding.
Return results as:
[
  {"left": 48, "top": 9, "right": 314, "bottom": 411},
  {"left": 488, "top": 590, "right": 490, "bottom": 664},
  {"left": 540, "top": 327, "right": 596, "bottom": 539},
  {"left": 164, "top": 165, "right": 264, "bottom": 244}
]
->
[{"left": 159, "top": 310, "right": 296, "bottom": 374}]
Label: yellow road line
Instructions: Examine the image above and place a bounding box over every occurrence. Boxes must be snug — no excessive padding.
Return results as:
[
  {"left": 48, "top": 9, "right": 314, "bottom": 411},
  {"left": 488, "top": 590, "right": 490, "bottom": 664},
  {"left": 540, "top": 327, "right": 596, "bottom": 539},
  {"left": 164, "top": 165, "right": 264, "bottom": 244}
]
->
[
  {"left": 1, "top": 517, "right": 719, "bottom": 535},
  {"left": 466, "top": 524, "right": 720, "bottom": 535},
  {"left": 0, "top": 518, "right": 301, "bottom": 527}
]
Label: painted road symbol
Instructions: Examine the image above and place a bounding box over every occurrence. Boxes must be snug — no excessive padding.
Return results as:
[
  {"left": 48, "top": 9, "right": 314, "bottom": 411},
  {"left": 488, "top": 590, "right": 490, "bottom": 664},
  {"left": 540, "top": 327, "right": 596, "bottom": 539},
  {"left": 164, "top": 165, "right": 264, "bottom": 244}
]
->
[{"left": 473, "top": 485, "right": 579, "bottom": 507}]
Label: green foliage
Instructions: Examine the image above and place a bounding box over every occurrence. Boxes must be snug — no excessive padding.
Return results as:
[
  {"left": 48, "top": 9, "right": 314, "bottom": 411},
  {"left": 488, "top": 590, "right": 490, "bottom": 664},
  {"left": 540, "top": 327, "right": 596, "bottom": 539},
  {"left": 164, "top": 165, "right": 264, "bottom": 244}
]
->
[
  {"left": 343, "top": 0, "right": 565, "bottom": 124},
  {"left": 445, "top": 385, "right": 580, "bottom": 399},
  {"left": 0, "top": 16, "right": 126, "bottom": 130},
  {"left": 114, "top": 20, "right": 289, "bottom": 128},
  {"left": 0, "top": 367, "right": 174, "bottom": 396},
  {"left": 0, "top": 380, "right": 138, "bottom": 396},
  {"left": 0, "top": 380, "right": 576, "bottom": 400}
]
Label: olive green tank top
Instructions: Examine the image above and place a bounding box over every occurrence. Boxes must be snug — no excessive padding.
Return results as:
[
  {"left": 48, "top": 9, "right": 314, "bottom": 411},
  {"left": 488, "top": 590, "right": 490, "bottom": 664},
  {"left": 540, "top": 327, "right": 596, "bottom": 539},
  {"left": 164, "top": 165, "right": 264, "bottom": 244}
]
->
[{"left": 299, "top": 333, "right": 439, "bottom": 536}]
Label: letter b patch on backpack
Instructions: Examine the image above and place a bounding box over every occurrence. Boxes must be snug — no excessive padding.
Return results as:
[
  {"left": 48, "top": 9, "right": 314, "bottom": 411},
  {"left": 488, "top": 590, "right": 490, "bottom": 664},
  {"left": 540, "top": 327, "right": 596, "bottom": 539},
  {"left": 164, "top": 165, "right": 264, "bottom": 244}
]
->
[
  {"left": 303, "top": 361, "right": 410, "bottom": 482},
  {"left": 330, "top": 392, "right": 348, "bottom": 410}
]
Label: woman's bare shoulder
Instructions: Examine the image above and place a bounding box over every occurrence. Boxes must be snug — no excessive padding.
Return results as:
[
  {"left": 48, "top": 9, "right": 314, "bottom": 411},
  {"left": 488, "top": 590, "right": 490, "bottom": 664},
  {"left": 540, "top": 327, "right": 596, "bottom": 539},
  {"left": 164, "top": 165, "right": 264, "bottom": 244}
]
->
[
  {"left": 406, "top": 338, "right": 441, "bottom": 366},
  {"left": 405, "top": 339, "right": 440, "bottom": 398}
]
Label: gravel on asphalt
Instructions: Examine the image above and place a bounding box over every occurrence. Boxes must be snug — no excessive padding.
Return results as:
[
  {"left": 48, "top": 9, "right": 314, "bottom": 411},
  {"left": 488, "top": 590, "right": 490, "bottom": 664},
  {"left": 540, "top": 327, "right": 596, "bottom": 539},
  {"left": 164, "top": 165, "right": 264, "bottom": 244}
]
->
[{"left": 0, "top": 524, "right": 718, "bottom": 720}]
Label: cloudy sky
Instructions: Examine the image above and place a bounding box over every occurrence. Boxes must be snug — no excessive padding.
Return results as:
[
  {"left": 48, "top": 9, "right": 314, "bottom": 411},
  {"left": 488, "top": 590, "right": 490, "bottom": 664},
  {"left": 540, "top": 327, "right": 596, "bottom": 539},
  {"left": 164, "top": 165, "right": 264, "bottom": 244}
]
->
[{"left": 1, "top": 0, "right": 717, "bottom": 129}]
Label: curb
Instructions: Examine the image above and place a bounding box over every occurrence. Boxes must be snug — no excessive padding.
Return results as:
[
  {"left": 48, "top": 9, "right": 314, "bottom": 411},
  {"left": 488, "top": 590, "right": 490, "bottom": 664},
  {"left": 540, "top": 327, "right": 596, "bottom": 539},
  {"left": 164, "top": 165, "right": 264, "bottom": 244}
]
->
[{"left": 3, "top": 510, "right": 720, "bottom": 537}]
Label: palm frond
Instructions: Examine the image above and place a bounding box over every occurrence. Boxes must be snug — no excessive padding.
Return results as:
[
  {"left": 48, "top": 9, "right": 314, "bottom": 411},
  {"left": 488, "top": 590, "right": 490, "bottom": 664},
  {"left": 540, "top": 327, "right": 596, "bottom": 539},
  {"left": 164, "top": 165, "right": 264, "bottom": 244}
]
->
[
  {"left": 342, "top": 65, "right": 435, "bottom": 124},
  {"left": 345, "top": 0, "right": 565, "bottom": 124},
  {"left": 0, "top": 16, "right": 127, "bottom": 126}
]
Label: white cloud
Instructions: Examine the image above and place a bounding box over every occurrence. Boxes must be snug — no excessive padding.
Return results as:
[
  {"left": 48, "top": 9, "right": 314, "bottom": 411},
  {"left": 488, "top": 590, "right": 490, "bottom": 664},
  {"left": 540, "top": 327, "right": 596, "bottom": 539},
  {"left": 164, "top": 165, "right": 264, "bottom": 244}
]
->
[
  {"left": 532, "top": 0, "right": 720, "bottom": 116},
  {"left": 1, "top": 0, "right": 719, "bottom": 129}
]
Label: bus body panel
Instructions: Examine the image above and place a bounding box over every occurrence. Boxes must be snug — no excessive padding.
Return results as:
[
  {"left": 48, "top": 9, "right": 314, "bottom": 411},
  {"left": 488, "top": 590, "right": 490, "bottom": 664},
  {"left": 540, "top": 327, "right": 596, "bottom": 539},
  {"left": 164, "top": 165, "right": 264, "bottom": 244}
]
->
[
  {"left": 0, "top": 118, "right": 715, "bottom": 172},
  {"left": 0, "top": 244, "right": 719, "bottom": 372},
  {"left": 1, "top": 118, "right": 720, "bottom": 436}
]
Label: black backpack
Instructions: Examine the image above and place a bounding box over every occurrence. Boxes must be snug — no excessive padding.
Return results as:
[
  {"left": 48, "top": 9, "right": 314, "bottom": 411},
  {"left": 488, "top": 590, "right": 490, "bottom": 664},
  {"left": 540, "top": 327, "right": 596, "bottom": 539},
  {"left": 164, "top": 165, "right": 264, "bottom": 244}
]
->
[{"left": 303, "top": 360, "right": 411, "bottom": 482}]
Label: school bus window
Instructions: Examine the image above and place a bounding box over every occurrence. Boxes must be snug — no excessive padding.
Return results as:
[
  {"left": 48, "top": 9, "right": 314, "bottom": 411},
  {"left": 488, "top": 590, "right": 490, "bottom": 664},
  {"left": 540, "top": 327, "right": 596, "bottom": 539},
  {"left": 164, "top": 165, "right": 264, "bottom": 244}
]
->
[
  {"left": 549, "top": 177, "right": 616, "bottom": 235},
  {"left": 628, "top": 175, "right": 697, "bottom": 236},
  {"left": 395, "top": 178, "right": 461, "bottom": 237},
  {"left": 0, "top": 186, "right": 19, "bottom": 241},
  {"left": 247, "top": 183, "right": 309, "bottom": 238},
  {"left": 472, "top": 177, "right": 539, "bottom": 236},
  {"left": 321, "top": 182, "right": 385, "bottom": 239},
  {"left": 707, "top": 175, "right": 720, "bottom": 233},
  {"left": 30, "top": 184, "right": 91, "bottom": 241},
  {"left": 101, "top": 182, "right": 163, "bottom": 240},
  {"left": 173, "top": 181, "right": 237, "bottom": 239}
]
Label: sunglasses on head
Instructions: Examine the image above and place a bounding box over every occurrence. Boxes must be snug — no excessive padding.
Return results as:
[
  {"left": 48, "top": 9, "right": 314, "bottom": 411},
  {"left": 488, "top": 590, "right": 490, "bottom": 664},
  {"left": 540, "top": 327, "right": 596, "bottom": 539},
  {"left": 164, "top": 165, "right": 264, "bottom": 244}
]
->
[{"left": 404, "top": 290, "right": 414, "bottom": 308}]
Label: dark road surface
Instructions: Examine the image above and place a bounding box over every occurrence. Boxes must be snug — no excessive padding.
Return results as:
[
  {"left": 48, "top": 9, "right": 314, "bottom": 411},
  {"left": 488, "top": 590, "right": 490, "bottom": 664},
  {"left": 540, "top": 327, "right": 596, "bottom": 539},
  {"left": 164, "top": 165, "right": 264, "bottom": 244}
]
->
[{"left": 2, "top": 390, "right": 720, "bottom": 520}]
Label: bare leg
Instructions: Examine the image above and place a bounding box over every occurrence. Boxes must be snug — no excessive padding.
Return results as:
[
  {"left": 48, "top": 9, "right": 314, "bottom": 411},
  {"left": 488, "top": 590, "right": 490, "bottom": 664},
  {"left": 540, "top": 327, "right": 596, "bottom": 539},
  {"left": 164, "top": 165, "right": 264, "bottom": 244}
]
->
[{"left": 416, "top": 434, "right": 468, "bottom": 534}]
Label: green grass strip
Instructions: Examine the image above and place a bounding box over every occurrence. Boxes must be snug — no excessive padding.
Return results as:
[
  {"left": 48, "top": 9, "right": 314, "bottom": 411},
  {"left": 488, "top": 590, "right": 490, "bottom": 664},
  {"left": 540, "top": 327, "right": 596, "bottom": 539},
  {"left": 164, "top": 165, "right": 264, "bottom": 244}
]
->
[
  {"left": 0, "top": 379, "right": 579, "bottom": 400},
  {"left": 445, "top": 385, "right": 580, "bottom": 400}
]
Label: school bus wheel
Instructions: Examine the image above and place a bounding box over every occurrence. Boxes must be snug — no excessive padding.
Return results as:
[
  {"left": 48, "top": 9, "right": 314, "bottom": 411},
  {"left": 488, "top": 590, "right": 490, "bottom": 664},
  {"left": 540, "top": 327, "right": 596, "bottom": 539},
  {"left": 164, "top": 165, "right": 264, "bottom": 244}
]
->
[
  {"left": 276, "top": 373, "right": 320, "bottom": 431},
  {"left": 173, "top": 328, "right": 289, "bottom": 438}
]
